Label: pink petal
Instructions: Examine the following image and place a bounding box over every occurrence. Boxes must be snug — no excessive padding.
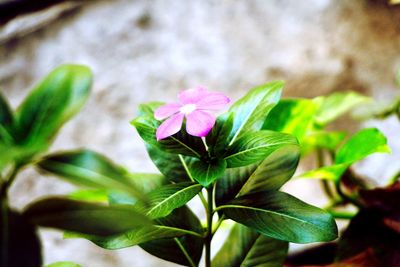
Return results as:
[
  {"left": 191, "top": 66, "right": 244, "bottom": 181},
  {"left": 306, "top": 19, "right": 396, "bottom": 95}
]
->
[
  {"left": 185, "top": 110, "right": 216, "bottom": 137},
  {"left": 178, "top": 86, "right": 210, "bottom": 104},
  {"left": 156, "top": 113, "right": 184, "bottom": 141},
  {"left": 154, "top": 103, "right": 181, "bottom": 120},
  {"left": 196, "top": 92, "right": 230, "bottom": 110}
]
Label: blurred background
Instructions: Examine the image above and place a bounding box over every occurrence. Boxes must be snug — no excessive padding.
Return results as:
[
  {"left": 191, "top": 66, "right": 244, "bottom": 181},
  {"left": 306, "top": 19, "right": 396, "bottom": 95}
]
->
[{"left": 1, "top": 0, "right": 400, "bottom": 266}]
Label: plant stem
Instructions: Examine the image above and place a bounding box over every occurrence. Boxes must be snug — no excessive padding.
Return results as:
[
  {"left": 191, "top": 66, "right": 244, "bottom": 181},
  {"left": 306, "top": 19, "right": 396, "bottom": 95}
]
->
[
  {"left": 212, "top": 215, "right": 225, "bottom": 235},
  {"left": 316, "top": 149, "right": 335, "bottom": 199},
  {"left": 205, "top": 185, "right": 214, "bottom": 267},
  {"left": 174, "top": 238, "right": 196, "bottom": 267},
  {"left": 327, "top": 209, "right": 356, "bottom": 220}
]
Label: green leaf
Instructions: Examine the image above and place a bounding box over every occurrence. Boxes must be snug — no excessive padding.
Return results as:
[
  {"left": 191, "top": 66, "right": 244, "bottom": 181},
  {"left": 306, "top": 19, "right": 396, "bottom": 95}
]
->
[
  {"left": 263, "top": 98, "right": 317, "bottom": 141},
  {"left": 189, "top": 158, "right": 227, "bottom": 187},
  {"left": 1, "top": 209, "right": 42, "bottom": 267},
  {"left": 146, "top": 144, "right": 191, "bottom": 183},
  {"left": 335, "top": 128, "right": 390, "bottom": 164},
  {"left": 206, "top": 112, "right": 234, "bottom": 156},
  {"left": 0, "top": 92, "right": 15, "bottom": 145},
  {"left": 15, "top": 65, "right": 92, "bottom": 152},
  {"left": 69, "top": 189, "right": 109, "bottom": 202},
  {"left": 297, "top": 164, "right": 348, "bottom": 181},
  {"left": 224, "top": 130, "right": 298, "bottom": 168},
  {"left": 227, "top": 81, "right": 283, "bottom": 145},
  {"left": 36, "top": 149, "right": 152, "bottom": 201},
  {"left": 218, "top": 191, "right": 338, "bottom": 243},
  {"left": 46, "top": 262, "right": 82, "bottom": 267},
  {"left": 139, "top": 182, "right": 202, "bottom": 219},
  {"left": 301, "top": 131, "right": 346, "bottom": 155},
  {"left": 132, "top": 110, "right": 206, "bottom": 158},
  {"left": 23, "top": 197, "right": 152, "bottom": 236},
  {"left": 314, "top": 91, "right": 369, "bottom": 126},
  {"left": 216, "top": 144, "right": 300, "bottom": 208},
  {"left": 64, "top": 206, "right": 203, "bottom": 263},
  {"left": 212, "top": 224, "right": 288, "bottom": 267}
]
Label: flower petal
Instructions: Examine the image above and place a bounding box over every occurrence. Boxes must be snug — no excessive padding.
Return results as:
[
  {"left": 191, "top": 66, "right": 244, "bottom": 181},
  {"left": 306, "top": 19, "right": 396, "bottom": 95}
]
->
[
  {"left": 154, "top": 103, "right": 181, "bottom": 120},
  {"left": 178, "top": 86, "right": 210, "bottom": 104},
  {"left": 186, "top": 110, "right": 216, "bottom": 137},
  {"left": 156, "top": 113, "right": 184, "bottom": 141},
  {"left": 196, "top": 92, "right": 230, "bottom": 110}
]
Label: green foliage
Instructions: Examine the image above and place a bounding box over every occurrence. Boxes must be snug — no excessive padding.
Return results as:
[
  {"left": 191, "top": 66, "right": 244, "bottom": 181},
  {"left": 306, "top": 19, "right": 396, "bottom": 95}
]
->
[
  {"left": 218, "top": 191, "right": 338, "bottom": 243},
  {"left": 23, "top": 198, "right": 152, "bottom": 236},
  {"left": 188, "top": 158, "right": 226, "bottom": 187},
  {"left": 46, "top": 262, "right": 82, "bottom": 267},
  {"left": 212, "top": 224, "right": 288, "bottom": 267}
]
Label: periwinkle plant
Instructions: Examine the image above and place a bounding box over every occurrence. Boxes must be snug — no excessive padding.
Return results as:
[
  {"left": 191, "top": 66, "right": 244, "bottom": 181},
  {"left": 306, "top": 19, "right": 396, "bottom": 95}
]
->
[{"left": 2, "top": 65, "right": 345, "bottom": 267}]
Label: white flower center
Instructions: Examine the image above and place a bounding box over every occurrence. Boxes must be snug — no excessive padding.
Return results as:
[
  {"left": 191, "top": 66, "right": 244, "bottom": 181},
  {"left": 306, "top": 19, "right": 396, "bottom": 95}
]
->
[{"left": 179, "top": 104, "right": 197, "bottom": 115}]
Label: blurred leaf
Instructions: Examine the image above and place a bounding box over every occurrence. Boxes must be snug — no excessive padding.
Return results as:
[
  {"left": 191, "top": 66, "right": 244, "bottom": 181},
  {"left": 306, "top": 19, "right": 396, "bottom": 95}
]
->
[
  {"left": 336, "top": 210, "right": 400, "bottom": 267},
  {"left": 45, "top": 262, "right": 82, "bottom": 267},
  {"left": 314, "top": 91, "right": 369, "bottom": 126},
  {"left": 69, "top": 189, "right": 109, "bottom": 202},
  {"left": 146, "top": 144, "right": 191, "bottom": 183},
  {"left": 216, "top": 144, "right": 300, "bottom": 207},
  {"left": 188, "top": 158, "right": 226, "bottom": 187},
  {"left": 224, "top": 130, "right": 298, "bottom": 168},
  {"left": 206, "top": 112, "right": 234, "bottom": 156},
  {"left": 0, "top": 92, "right": 15, "bottom": 146},
  {"left": 132, "top": 110, "right": 206, "bottom": 158},
  {"left": 226, "top": 81, "right": 283, "bottom": 144},
  {"left": 301, "top": 131, "right": 346, "bottom": 155},
  {"left": 212, "top": 223, "right": 288, "bottom": 267},
  {"left": 335, "top": 128, "right": 390, "bottom": 164},
  {"left": 298, "top": 164, "right": 348, "bottom": 181},
  {"left": 137, "top": 182, "right": 202, "bottom": 219},
  {"left": 15, "top": 65, "right": 92, "bottom": 153},
  {"left": 37, "top": 149, "right": 152, "bottom": 201},
  {"left": 219, "top": 191, "right": 338, "bottom": 243},
  {"left": 396, "top": 68, "right": 400, "bottom": 87},
  {"left": 0, "top": 209, "right": 42, "bottom": 267},
  {"left": 263, "top": 98, "right": 317, "bottom": 141},
  {"left": 24, "top": 197, "right": 152, "bottom": 236}
]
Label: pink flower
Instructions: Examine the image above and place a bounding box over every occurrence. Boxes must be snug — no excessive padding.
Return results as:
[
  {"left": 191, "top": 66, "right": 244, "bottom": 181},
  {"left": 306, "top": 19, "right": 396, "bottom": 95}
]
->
[{"left": 154, "top": 86, "right": 230, "bottom": 141}]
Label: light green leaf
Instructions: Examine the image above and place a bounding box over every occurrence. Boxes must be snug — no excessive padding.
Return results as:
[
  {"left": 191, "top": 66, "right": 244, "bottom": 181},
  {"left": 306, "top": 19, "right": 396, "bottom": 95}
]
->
[
  {"left": 189, "top": 158, "right": 227, "bottom": 187},
  {"left": 297, "top": 164, "right": 348, "bottom": 181},
  {"left": 139, "top": 182, "right": 202, "bottom": 219},
  {"left": 15, "top": 65, "right": 92, "bottom": 153},
  {"left": 45, "top": 262, "right": 82, "bottom": 267},
  {"left": 24, "top": 198, "right": 152, "bottom": 236},
  {"left": 335, "top": 128, "right": 390, "bottom": 164},
  {"left": 263, "top": 98, "right": 317, "bottom": 141},
  {"left": 36, "top": 149, "right": 153, "bottom": 201},
  {"left": 227, "top": 81, "right": 283, "bottom": 145},
  {"left": 212, "top": 224, "right": 288, "bottom": 267},
  {"left": 216, "top": 144, "right": 300, "bottom": 208},
  {"left": 314, "top": 91, "right": 369, "bottom": 126},
  {"left": 301, "top": 131, "right": 346, "bottom": 155},
  {"left": 224, "top": 130, "right": 298, "bottom": 168},
  {"left": 218, "top": 191, "right": 338, "bottom": 243},
  {"left": 69, "top": 189, "right": 109, "bottom": 202}
]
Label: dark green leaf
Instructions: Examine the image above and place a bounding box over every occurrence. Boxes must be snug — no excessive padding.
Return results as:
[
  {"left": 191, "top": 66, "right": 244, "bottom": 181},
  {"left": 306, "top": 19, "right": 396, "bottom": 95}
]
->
[
  {"left": 24, "top": 197, "right": 152, "bottom": 236},
  {"left": 262, "top": 98, "right": 317, "bottom": 141},
  {"left": 206, "top": 112, "right": 234, "bottom": 156},
  {"left": 146, "top": 144, "right": 191, "bottom": 183},
  {"left": 132, "top": 111, "right": 206, "bottom": 158},
  {"left": 189, "top": 158, "right": 227, "bottom": 187},
  {"left": 216, "top": 144, "right": 300, "bottom": 207},
  {"left": 314, "top": 91, "right": 369, "bottom": 126},
  {"left": 227, "top": 81, "right": 283, "bottom": 145},
  {"left": 37, "top": 149, "right": 152, "bottom": 201},
  {"left": 224, "top": 130, "right": 298, "bottom": 168},
  {"left": 218, "top": 191, "right": 338, "bottom": 243},
  {"left": 335, "top": 128, "right": 390, "bottom": 164},
  {"left": 0, "top": 92, "right": 15, "bottom": 145},
  {"left": 138, "top": 182, "right": 202, "bottom": 219},
  {"left": 64, "top": 206, "right": 204, "bottom": 266},
  {"left": 1, "top": 209, "right": 42, "bottom": 267},
  {"left": 15, "top": 65, "right": 92, "bottom": 152},
  {"left": 212, "top": 224, "right": 288, "bottom": 267}
]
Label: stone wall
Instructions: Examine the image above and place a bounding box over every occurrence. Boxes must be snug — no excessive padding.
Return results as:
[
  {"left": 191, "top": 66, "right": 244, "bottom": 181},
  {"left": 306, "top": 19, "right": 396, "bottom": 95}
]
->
[{"left": 1, "top": 0, "right": 400, "bottom": 266}]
